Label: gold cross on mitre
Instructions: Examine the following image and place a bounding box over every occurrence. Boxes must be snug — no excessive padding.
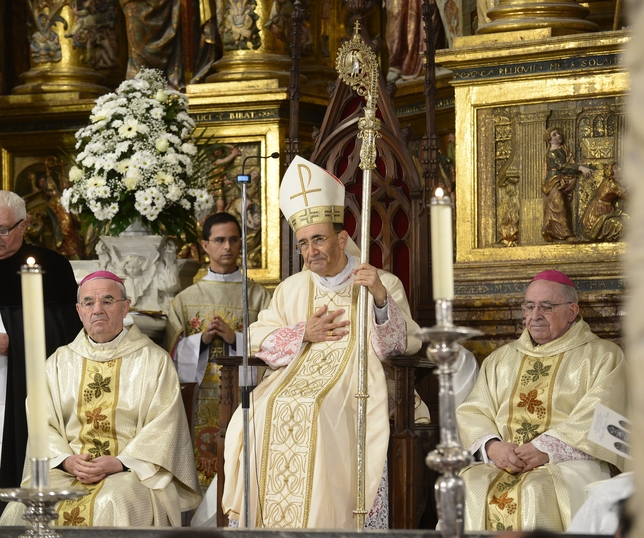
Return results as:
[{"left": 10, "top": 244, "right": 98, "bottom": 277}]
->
[{"left": 289, "top": 162, "right": 321, "bottom": 207}]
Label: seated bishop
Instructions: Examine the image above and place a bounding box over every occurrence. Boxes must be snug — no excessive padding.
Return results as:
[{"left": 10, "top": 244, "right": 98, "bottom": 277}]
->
[
  {"left": 188, "top": 156, "right": 477, "bottom": 529},
  {"left": 0, "top": 271, "right": 201, "bottom": 527},
  {"left": 456, "top": 270, "right": 626, "bottom": 532}
]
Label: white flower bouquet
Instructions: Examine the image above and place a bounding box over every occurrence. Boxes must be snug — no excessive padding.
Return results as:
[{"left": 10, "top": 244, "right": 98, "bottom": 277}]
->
[{"left": 61, "top": 69, "right": 213, "bottom": 242}]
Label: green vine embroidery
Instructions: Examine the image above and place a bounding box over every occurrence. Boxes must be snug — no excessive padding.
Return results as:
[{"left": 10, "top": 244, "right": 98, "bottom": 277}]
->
[
  {"left": 87, "top": 373, "right": 111, "bottom": 399},
  {"left": 525, "top": 360, "right": 551, "bottom": 382}
]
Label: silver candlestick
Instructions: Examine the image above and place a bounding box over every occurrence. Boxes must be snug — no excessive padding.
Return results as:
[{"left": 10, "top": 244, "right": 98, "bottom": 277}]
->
[
  {"left": 0, "top": 458, "right": 86, "bottom": 538},
  {"left": 417, "top": 299, "right": 481, "bottom": 538}
]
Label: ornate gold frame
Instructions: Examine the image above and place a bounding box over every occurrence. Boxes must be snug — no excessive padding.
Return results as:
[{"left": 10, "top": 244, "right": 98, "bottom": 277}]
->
[
  {"left": 439, "top": 32, "right": 629, "bottom": 282},
  {"left": 194, "top": 126, "right": 282, "bottom": 285}
]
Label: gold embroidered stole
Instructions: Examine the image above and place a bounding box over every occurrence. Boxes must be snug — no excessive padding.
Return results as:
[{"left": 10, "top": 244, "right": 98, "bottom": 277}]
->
[
  {"left": 182, "top": 287, "right": 246, "bottom": 487},
  {"left": 257, "top": 281, "right": 358, "bottom": 527},
  {"left": 56, "top": 357, "right": 121, "bottom": 526},
  {"left": 486, "top": 352, "right": 564, "bottom": 532}
]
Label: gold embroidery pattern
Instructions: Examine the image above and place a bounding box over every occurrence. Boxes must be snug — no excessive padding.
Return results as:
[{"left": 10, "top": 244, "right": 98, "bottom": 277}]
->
[
  {"left": 508, "top": 353, "right": 564, "bottom": 445},
  {"left": 487, "top": 471, "right": 523, "bottom": 531},
  {"left": 485, "top": 352, "right": 565, "bottom": 531},
  {"left": 183, "top": 299, "right": 249, "bottom": 487},
  {"left": 258, "top": 281, "right": 358, "bottom": 527},
  {"left": 56, "top": 358, "right": 121, "bottom": 526}
]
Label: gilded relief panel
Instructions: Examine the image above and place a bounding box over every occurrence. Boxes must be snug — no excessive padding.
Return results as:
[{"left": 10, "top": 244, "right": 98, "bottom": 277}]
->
[{"left": 477, "top": 97, "right": 627, "bottom": 251}]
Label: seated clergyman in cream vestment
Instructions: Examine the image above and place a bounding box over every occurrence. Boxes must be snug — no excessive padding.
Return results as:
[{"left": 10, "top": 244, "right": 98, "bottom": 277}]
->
[
  {"left": 456, "top": 270, "right": 626, "bottom": 533},
  {"left": 0, "top": 271, "right": 201, "bottom": 527}
]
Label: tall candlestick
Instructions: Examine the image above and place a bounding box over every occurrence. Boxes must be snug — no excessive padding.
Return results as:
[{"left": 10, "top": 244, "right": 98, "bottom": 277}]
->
[
  {"left": 21, "top": 258, "right": 49, "bottom": 461},
  {"left": 430, "top": 188, "right": 454, "bottom": 301}
]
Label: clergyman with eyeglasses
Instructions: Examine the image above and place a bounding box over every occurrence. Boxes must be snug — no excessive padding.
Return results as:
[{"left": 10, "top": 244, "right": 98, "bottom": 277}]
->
[
  {"left": 0, "top": 270, "right": 201, "bottom": 527},
  {"left": 163, "top": 212, "right": 271, "bottom": 498},
  {"left": 0, "top": 190, "right": 82, "bottom": 512},
  {"left": 211, "top": 156, "right": 424, "bottom": 529},
  {"left": 456, "top": 269, "right": 626, "bottom": 532}
]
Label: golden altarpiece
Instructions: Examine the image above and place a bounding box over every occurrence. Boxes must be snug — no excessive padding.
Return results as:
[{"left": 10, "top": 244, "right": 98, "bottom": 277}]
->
[{"left": 0, "top": 0, "right": 630, "bottom": 530}]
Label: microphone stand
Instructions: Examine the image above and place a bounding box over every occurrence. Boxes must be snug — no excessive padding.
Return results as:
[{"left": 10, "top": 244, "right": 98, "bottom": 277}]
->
[{"left": 236, "top": 152, "right": 279, "bottom": 527}]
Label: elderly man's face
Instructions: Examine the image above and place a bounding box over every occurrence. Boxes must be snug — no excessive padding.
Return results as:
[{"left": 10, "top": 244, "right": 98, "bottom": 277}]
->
[
  {"left": 295, "top": 222, "right": 348, "bottom": 278},
  {"left": 524, "top": 279, "right": 579, "bottom": 345},
  {"left": 76, "top": 279, "right": 130, "bottom": 343},
  {"left": 0, "top": 206, "right": 26, "bottom": 260}
]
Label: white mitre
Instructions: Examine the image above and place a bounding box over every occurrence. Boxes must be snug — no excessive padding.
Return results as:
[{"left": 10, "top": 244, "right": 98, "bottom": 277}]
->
[{"left": 279, "top": 155, "right": 345, "bottom": 232}]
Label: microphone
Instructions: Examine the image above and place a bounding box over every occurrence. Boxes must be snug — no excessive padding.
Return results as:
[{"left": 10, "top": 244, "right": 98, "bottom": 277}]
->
[
  {"left": 236, "top": 151, "right": 279, "bottom": 527},
  {"left": 237, "top": 152, "right": 280, "bottom": 183}
]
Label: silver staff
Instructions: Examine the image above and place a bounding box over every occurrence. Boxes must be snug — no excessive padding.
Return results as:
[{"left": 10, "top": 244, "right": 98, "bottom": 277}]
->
[
  {"left": 336, "top": 21, "right": 382, "bottom": 530},
  {"left": 237, "top": 152, "right": 279, "bottom": 526}
]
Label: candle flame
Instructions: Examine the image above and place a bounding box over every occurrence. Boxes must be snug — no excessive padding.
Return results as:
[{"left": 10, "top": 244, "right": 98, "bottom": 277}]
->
[
  {"left": 26, "top": 257, "right": 36, "bottom": 266},
  {"left": 435, "top": 187, "right": 444, "bottom": 198}
]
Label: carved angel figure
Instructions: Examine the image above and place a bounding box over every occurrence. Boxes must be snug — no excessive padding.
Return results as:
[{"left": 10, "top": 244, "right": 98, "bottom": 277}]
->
[{"left": 581, "top": 162, "right": 628, "bottom": 242}]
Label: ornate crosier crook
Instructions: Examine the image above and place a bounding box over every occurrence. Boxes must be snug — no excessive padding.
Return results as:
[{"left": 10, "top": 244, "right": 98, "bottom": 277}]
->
[{"left": 336, "top": 21, "right": 381, "bottom": 531}]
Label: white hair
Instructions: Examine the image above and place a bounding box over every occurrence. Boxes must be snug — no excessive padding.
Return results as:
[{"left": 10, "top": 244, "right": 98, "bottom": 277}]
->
[{"left": 0, "top": 191, "right": 26, "bottom": 221}]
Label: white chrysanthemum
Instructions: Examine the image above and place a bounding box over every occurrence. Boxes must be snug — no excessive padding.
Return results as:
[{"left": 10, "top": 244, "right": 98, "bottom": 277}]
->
[
  {"left": 179, "top": 199, "right": 191, "bottom": 210},
  {"left": 68, "top": 166, "right": 83, "bottom": 183},
  {"left": 115, "top": 141, "right": 130, "bottom": 156},
  {"left": 180, "top": 143, "right": 197, "bottom": 156},
  {"left": 87, "top": 176, "right": 106, "bottom": 188},
  {"left": 90, "top": 109, "right": 107, "bottom": 122},
  {"left": 115, "top": 159, "right": 131, "bottom": 174},
  {"left": 162, "top": 152, "right": 179, "bottom": 166},
  {"left": 131, "top": 151, "right": 156, "bottom": 169},
  {"left": 166, "top": 184, "right": 182, "bottom": 201},
  {"left": 157, "top": 171, "right": 174, "bottom": 184},
  {"left": 81, "top": 155, "right": 96, "bottom": 168},
  {"left": 95, "top": 185, "right": 111, "bottom": 198},
  {"left": 150, "top": 107, "right": 164, "bottom": 120},
  {"left": 118, "top": 117, "right": 147, "bottom": 139},
  {"left": 86, "top": 186, "right": 99, "bottom": 200}
]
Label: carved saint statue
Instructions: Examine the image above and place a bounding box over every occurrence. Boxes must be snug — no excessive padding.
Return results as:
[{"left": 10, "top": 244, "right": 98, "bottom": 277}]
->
[
  {"left": 581, "top": 162, "right": 628, "bottom": 242},
  {"left": 541, "top": 127, "right": 594, "bottom": 242}
]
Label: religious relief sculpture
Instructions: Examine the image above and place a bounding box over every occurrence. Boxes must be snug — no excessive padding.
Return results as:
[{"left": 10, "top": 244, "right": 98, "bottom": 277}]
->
[
  {"left": 97, "top": 235, "right": 183, "bottom": 313},
  {"left": 581, "top": 162, "right": 628, "bottom": 242},
  {"left": 541, "top": 127, "right": 594, "bottom": 242},
  {"left": 26, "top": 0, "right": 64, "bottom": 63},
  {"left": 119, "top": 0, "right": 183, "bottom": 87},
  {"left": 220, "top": 0, "right": 261, "bottom": 50},
  {"left": 65, "top": 0, "right": 120, "bottom": 69},
  {"left": 262, "top": 0, "right": 313, "bottom": 54},
  {"left": 16, "top": 157, "right": 87, "bottom": 259}
]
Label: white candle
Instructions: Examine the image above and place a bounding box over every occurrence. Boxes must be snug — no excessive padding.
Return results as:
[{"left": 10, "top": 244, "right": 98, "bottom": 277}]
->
[
  {"left": 21, "top": 257, "right": 49, "bottom": 460},
  {"left": 430, "top": 188, "right": 454, "bottom": 300}
]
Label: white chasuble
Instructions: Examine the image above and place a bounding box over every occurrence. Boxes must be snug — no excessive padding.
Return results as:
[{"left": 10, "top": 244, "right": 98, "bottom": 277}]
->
[
  {"left": 457, "top": 320, "right": 626, "bottom": 532},
  {"left": 0, "top": 325, "right": 202, "bottom": 527},
  {"left": 222, "top": 267, "right": 419, "bottom": 529}
]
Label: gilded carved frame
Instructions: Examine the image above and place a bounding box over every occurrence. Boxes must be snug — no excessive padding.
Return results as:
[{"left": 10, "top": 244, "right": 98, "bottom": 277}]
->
[
  {"left": 193, "top": 124, "right": 282, "bottom": 286},
  {"left": 0, "top": 122, "right": 282, "bottom": 286},
  {"left": 454, "top": 69, "right": 629, "bottom": 278}
]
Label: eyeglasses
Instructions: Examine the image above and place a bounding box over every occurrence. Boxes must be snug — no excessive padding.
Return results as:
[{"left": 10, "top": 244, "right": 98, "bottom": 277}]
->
[
  {"left": 521, "top": 301, "right": 572, "bottom": 314},
  {"left": 0, "top": 219, "right": 24, "bottom": 236},
  {"left": 79, "top": 298, "right": 127, "bottom": 310},
  {"left": 206, "top": 236, "right": 241, "bottom": 246},
  {"left": 294, "top": 232, "right": 339, "bottom": 254}
]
